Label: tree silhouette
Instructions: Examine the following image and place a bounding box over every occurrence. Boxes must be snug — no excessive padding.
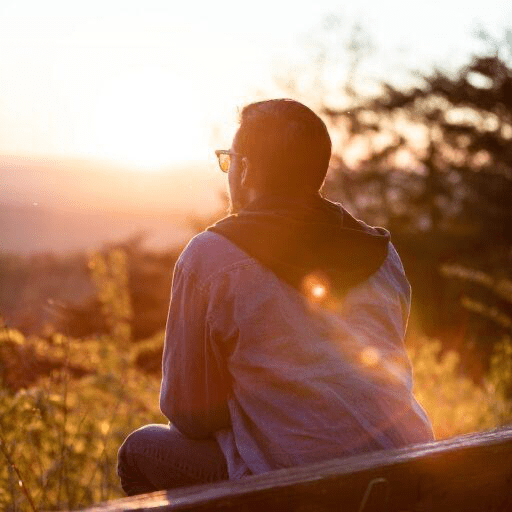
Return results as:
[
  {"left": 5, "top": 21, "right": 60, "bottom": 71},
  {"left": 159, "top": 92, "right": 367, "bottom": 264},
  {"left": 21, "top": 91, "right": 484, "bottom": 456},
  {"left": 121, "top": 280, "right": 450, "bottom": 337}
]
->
[
  {"left": 322, "top": 41, "right": 512, "bottom": 243},
  {"left": 295, "top": 26, "right": 512, "bottom": 370}
]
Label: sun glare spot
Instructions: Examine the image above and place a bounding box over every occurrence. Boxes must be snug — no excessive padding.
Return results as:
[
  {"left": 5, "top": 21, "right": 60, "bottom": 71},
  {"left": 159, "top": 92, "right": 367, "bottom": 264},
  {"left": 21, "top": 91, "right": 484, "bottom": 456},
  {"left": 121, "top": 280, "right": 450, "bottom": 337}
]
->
[
  {"left": 302, "top": 272, "right": 330, "bottom": 302},
  {"left": 312, "top": 284, "right": 327, "bottom": 299},
  {"left": 360, "top": 347, "right": 380, "bottom": 367},
  {"left": 89, "top": 66, "right": 208, "bottom": 170}
]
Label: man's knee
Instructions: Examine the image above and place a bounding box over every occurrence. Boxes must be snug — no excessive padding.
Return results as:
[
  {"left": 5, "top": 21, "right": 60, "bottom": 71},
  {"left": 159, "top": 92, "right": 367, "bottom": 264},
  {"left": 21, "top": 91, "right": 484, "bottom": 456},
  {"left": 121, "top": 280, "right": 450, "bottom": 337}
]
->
[
  {"left": 117, "top": 423, "right": 228, "bottom": 495},
  {"left": 117, "top": 424, "right": 157, "bottom": 495},
  {"left": 118, "top": 427, "right": 137, "bottom": 466}
]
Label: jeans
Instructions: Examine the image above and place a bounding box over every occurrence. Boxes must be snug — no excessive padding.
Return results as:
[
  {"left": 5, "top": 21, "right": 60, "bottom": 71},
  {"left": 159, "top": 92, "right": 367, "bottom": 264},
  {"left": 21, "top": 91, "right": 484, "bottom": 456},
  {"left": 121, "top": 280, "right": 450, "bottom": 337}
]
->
[{"left": 117, "top": 424, "right": 229, "bottom": 496}]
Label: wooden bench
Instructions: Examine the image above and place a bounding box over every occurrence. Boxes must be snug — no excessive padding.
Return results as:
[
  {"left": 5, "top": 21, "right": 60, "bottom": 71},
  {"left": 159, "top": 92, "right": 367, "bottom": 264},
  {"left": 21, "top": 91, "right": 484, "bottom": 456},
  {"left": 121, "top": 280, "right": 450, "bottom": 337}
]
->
[{"left": 81, "top": 427, "right": 512, "bottom": 512}]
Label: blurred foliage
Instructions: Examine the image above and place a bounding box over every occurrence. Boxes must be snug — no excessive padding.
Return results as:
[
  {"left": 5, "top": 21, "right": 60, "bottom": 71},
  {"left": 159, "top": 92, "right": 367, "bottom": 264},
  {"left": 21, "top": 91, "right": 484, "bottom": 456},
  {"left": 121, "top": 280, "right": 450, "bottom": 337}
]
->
[
  {"left": 1, "top": 248, "right": 512, "bottom": 510},
  {"left": 0, "top": 248, "right": 165, "bottom": 510},
  {"left": 0, "top": 328, "right": 164, "bottom": 510},
  {"left": 323, "top": 45, "right": 512, "bottom": 240},
  {"left": 286, "top": 22, "right": 512, "bottom": 364},
  {"left": 88, "top": 249, "right": 133, "bottom": 344},
  {"left": 410, "top": 337, "right": 512, "bottom": 439},
  {"left": 0, "top": 236, "right": 182, "bottom": 342},
  {"left": 0, "top": 252, "right": 93, "bottom": 335}
]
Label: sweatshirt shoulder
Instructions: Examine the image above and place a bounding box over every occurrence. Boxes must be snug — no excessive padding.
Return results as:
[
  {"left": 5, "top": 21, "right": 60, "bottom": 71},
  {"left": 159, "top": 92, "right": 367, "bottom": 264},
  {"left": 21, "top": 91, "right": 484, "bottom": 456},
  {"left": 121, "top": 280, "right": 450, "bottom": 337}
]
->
[
  {"left": 177, "top": 231, "right": 254, "bottom": 279},
  {"left": 379, "top": 242, "right": 411, "bottom": 303}
]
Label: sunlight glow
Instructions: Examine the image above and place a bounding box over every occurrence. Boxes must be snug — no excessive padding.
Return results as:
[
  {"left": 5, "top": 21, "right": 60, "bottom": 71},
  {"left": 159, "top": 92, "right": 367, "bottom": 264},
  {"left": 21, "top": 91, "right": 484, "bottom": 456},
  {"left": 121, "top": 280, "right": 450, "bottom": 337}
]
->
[
  {"left": 302, "top": 272, "right": 330, "bottom": 302},
  {"left": 89, "top": 67, "right": 209, "bottom": 170},
  {"left": 312, "top": 284, "right": 327, "bottom": 299}
]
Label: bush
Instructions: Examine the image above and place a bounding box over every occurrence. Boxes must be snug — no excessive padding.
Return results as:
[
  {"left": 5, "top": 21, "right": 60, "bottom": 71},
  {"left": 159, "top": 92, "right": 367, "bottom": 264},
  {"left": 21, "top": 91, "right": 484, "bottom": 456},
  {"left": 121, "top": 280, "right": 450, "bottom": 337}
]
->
[
  {"left": 0, "top": 328, "right": 164, "bottom": 510},
  {"left": 410, "top": 337, "right": 512, "bottom": 438}
]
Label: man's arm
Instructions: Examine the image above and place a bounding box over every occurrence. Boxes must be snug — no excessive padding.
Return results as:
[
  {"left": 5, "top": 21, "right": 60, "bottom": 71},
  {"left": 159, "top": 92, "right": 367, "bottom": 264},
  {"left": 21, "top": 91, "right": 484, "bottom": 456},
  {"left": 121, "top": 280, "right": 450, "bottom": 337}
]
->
[{"left": 159, "top": 258, "right": 231, "bottom": 439}]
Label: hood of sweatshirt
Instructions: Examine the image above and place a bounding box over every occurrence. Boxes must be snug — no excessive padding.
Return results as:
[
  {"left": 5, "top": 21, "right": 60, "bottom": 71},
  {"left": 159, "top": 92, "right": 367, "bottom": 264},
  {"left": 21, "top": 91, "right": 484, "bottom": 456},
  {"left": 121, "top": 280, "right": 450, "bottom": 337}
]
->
[{"left": 207, "top": 193, "right": 390, "bottom": 297}]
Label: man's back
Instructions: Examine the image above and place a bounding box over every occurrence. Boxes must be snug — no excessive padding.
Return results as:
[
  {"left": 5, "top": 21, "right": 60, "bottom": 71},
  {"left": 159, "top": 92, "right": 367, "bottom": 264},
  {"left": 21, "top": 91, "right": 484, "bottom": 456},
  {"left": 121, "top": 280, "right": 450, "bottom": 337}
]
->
[
  {"left": 160, "top": 222, "right": 434, "bottom": 479},
  {"left": 119, "top": 100, "right": 433, "bottom": 495}
]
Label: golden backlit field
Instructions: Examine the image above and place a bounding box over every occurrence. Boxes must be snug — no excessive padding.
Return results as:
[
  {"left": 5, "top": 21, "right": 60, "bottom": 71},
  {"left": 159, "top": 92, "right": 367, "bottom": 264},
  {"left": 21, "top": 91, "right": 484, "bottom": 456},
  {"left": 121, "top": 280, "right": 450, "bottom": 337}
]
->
[{"left": 1, "top": 247, "right": 512, "bottom": 511}]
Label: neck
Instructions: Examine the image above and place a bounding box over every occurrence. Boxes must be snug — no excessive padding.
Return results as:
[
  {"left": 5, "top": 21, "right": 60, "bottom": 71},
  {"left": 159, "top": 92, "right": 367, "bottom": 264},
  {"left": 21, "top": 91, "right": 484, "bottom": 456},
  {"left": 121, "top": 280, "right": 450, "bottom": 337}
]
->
[
  {"left": 251, "top": 188, "right": 321, "bottom": 202},
  {"left": 239, "top": 190, "right": 324, "bottom": 214}
]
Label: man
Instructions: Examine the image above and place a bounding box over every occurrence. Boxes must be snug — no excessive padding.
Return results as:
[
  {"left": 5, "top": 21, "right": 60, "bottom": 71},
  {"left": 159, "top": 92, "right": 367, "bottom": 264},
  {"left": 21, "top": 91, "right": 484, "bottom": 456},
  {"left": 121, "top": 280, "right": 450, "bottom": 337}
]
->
[{"left": 117, "top": 99, "right": 434, "bottom": 495}]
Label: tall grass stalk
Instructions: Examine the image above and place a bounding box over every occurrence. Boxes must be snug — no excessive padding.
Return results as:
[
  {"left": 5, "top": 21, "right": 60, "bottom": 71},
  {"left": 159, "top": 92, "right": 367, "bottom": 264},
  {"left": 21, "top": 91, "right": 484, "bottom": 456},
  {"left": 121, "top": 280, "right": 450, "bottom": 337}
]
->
[{"left": 0, "top": 434, "right": 38, "bottom": 512}]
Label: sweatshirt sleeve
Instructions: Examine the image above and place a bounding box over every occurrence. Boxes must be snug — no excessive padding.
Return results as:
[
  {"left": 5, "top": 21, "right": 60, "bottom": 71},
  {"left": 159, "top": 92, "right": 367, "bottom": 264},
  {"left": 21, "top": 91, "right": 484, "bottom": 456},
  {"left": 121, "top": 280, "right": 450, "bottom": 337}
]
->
[{"left": 159, "top": 258, "right": 231, "bottom": 439}]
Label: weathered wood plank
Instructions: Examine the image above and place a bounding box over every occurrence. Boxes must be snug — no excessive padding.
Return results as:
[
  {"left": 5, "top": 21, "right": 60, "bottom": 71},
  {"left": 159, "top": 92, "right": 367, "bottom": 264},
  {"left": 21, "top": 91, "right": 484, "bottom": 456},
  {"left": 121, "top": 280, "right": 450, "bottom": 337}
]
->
[{"left": 80, "top": 427, "right": 512, "bottom": 512}]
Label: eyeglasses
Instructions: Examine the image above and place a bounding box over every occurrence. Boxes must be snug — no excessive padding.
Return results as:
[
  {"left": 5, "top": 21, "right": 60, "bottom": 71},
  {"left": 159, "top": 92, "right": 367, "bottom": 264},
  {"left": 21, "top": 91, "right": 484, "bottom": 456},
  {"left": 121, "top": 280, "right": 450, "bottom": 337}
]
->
[{"left": 215, "top": 150, "right": 243, "bottom": 173}]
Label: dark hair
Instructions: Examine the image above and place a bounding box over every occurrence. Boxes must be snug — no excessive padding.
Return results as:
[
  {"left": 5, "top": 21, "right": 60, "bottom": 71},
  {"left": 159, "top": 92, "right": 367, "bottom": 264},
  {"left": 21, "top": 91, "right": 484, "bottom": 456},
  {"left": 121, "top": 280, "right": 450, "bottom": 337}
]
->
[{"left": 236, "top": 99, "right": 332, "bottom": 194}]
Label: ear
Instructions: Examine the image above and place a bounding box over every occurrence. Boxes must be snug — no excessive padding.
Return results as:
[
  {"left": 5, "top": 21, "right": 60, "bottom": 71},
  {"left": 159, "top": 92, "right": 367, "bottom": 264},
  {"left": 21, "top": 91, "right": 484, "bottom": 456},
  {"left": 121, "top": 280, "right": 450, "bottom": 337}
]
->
[{"left": 240, "top": 157, "right": 251, "bottom": 187}]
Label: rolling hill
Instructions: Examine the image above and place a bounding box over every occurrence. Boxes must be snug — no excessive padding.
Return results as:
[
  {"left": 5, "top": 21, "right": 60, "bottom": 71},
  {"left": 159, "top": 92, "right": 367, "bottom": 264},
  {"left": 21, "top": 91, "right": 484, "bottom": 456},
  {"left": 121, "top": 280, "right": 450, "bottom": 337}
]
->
[{"left": 1, "top": 155, "right": 226, "bottom": 253}]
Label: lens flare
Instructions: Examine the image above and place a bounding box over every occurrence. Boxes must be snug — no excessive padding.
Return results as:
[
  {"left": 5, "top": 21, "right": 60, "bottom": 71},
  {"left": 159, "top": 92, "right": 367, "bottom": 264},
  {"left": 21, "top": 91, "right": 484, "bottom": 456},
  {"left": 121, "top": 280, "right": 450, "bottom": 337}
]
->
[
  {"left": 312, "top": 284, "right": 327, "bottom": 299},
  {"left": 302, "top": 272, "right": 331, "bottom": 303}
]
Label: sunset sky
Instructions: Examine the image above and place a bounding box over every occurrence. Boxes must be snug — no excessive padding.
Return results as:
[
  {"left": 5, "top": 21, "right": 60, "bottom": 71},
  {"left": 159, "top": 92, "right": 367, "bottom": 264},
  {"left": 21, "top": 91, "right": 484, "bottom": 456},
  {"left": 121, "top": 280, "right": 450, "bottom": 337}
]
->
[{"left": 1, "top": 0, "right": 511, "bottom": 171}]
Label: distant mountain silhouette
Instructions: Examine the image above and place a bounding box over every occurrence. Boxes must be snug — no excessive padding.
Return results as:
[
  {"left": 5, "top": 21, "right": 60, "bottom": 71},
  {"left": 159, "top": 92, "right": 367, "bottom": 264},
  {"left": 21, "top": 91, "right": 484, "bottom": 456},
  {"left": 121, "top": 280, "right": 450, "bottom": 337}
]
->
[
  {"left": 0, "top": 155, "right": 226, "bottom": 253},
  {"left": 1, "top": 155, "right": 225, "bottom": 214}
]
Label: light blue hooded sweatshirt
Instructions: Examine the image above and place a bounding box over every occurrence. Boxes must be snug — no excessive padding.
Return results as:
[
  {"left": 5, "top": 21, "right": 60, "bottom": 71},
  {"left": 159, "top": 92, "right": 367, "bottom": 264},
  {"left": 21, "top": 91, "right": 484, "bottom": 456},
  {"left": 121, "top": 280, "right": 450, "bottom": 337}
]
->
[{"left": 160, "top": 194, "right": 434, "bottom": 479}]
